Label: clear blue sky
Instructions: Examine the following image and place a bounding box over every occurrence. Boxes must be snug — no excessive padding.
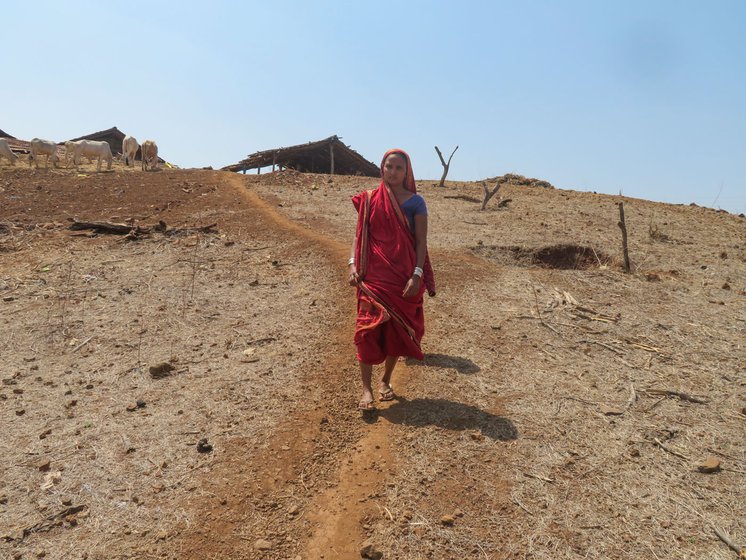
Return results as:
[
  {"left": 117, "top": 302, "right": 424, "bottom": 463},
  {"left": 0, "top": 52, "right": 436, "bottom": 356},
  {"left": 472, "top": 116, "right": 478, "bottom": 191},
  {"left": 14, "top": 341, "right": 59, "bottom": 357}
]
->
[{"left": 4, "top": 1, "right": 745, "bottom": 213}]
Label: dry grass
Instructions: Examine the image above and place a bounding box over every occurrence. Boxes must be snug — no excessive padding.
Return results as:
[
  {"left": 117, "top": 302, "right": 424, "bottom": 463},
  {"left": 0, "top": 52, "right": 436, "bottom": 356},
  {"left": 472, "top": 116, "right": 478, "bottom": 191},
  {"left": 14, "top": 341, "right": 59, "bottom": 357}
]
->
[{"left": 1, "top": 166, "right": 744, "bottom": 559}]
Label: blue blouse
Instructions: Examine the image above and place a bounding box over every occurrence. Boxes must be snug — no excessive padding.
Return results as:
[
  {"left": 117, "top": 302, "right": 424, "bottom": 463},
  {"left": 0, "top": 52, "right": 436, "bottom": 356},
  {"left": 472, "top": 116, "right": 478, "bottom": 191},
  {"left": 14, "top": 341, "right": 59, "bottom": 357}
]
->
[{"left": 400, "top": 194, "right": 428, "bottom": 232}]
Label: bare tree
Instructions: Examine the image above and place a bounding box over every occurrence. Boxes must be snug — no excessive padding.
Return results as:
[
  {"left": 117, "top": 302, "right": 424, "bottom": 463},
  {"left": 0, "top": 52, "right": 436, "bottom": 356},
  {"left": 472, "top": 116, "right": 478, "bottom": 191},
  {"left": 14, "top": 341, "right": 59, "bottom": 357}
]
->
[
  {"left": 435, "top": 145, "right": 459, "bottom": 188},
  {"left": 480, "top": 181, "right": 502, "bottom": 210}
]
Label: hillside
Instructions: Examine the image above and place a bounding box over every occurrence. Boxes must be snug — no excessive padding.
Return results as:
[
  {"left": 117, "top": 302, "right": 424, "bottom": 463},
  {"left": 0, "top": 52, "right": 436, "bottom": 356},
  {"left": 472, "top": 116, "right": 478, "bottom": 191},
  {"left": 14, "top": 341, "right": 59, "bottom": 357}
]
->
[{"left": 1, "top": 162, "right": 744, "bottom": 559}]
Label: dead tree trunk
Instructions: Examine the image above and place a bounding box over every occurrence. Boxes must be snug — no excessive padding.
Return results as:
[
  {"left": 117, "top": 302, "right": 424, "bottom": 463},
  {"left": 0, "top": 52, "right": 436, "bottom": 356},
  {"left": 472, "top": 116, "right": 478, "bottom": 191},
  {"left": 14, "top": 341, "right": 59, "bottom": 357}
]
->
[
  {"left": 435, "top": 145, "right": 458, "bottom": 188},
  {"left": 480, "top": 181, "right": 502, "bottom": 210},
  {"left": 618, "top": 202, "right": 631, "bottom": 273}
]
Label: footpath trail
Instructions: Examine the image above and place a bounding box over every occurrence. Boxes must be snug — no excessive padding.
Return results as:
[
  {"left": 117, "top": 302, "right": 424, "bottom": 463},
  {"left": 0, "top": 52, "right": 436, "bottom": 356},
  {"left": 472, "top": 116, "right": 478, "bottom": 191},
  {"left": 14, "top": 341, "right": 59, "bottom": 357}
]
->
[{"left": 177, "top": 173, "right": 431, "bottom": 559}]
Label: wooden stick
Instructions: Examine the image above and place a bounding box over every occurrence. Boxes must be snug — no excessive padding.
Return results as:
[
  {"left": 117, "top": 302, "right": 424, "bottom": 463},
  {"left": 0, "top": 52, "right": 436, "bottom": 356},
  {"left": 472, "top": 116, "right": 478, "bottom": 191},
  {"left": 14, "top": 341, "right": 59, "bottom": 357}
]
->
[
  {"left": 618, "top": 202, "right": 631, "bottom": 273},
  {"left": 72, "top": 336, "right": 92, "bottom": 353},
  {"left": 712, "top": 527, "right": 745, "bottom": 557},
  {"left": 510, "top": 493, "right": 534, "bottom": 515},
  {"left": 653, "top": 438, "right": 691, "bottom": 461},
  {"left": 523, "top": 471, "right": 555, "bottom": 483},
  {"left": 578, "top": 339, "right": 624, "bottom": 355},
  {"left": 69, "top": 220, "right": 138, "bottom": 235},
  {"left": 444, "top": 194, "right": 481, "bottom": 203},
  {"left": 645, "top": 389, "right": 708, "bottom": 404}
]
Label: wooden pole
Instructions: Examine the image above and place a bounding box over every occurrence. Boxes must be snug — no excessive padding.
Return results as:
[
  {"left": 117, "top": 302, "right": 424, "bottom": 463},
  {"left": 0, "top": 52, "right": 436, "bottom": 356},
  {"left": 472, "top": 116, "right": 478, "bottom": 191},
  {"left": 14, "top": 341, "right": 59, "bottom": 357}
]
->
[
  {"left": 618, "top": 202, "right": 631, "bottom": 273},
  {"left": 329, "top": 143, "right": 335, "bottom": 176},
  {"left": 435, "top": 145, "right": 459, "bottom": 188}
]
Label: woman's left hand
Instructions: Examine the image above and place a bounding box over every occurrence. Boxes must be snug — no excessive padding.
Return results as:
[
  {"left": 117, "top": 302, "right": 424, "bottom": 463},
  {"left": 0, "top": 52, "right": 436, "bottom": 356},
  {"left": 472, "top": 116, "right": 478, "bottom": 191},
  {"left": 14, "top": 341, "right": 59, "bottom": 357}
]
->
[{"left": 402, "top": 275, "right": 421, "bottom": 298}]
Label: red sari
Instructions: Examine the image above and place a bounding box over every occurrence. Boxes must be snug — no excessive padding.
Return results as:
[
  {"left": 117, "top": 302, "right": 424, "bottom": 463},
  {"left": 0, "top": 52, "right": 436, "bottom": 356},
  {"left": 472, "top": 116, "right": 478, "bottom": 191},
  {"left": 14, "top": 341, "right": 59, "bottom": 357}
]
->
[{"left": 351, "top": 149, "right": 435, "bottom": 364}]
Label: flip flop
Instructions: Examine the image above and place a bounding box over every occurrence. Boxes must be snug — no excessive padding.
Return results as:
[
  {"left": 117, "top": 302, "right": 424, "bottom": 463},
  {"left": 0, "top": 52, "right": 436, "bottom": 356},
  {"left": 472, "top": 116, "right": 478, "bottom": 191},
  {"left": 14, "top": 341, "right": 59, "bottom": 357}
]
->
[
  {"left": 358, "top": 399, "right": 376, "bottom": 411},
  {"left": 379, "top": 384, "right": 395, "bottom": 402}
]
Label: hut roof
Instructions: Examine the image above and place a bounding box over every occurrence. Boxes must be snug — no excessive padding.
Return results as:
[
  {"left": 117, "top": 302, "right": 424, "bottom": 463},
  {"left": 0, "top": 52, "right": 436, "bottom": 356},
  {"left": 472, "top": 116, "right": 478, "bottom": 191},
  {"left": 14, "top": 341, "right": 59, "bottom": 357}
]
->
[
  {"left": 0, "top": 129, "right": 16, "bottom": 139},
  {"left": 65, "top": 126, "right": 127, "bottom": 154},
  {"left": 222, "top": 135, "right": 379, "bottom": 176}
]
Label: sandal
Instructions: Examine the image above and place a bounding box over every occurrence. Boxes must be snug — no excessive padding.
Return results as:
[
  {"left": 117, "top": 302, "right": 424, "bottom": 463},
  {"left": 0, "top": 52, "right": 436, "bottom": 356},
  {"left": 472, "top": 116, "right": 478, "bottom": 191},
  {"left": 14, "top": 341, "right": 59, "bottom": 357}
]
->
[
  {"left": 358, "top": 399, "right": 376, "bottom": 411},
  {"left": 379, "top": 384, "right": 395, "bottom": 402}
]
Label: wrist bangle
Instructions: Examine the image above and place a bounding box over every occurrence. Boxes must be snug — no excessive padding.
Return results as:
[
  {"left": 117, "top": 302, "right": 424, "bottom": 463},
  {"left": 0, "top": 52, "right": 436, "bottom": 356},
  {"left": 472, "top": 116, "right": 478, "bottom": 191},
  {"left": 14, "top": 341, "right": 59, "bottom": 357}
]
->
[
  {"left": 413, "top": 267, "right": 423, "bottom": 277},
  {"left": 348, "top": 257, "right": 355, "bottom": 266}
]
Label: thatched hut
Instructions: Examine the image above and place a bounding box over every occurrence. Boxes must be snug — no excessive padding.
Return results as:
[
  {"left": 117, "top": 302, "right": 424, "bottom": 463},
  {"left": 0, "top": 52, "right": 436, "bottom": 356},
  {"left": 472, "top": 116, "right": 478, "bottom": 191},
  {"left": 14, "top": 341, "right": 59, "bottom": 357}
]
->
[{"left": 223, "top": 135, "right": 379, "bottom": 176}]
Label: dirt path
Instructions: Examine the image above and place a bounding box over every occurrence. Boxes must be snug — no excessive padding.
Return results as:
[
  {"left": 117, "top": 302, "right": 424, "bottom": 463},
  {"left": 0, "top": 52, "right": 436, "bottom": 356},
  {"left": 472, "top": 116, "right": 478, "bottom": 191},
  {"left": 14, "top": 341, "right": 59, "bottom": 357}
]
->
[{"left": 172, "top": 174, "right": 427, "bottom": 559}]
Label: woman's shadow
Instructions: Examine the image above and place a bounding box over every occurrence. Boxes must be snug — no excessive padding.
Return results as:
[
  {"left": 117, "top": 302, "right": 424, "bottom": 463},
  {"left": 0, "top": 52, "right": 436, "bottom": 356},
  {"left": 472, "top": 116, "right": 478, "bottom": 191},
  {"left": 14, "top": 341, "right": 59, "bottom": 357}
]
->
[
  {"left": 405, "top": 353, "right": 480, "bottom": 374},
  {"left": 375, "top": 397, "right": 518, "bottom": 442}
]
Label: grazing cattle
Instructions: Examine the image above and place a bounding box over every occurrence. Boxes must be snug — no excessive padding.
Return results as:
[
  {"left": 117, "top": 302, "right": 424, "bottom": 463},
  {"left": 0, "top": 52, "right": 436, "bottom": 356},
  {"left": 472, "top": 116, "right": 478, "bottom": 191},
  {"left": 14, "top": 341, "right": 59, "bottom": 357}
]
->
[
  {"left": 74, "top": 140, "right": 113, "bottom": 172},
  {"left": 141, "top": 140, "right": 158, "bottom": 171},
  {"left": 64, "top": 141, "right": 95, "bottom": 167},
  {"left": 122, "top": 135, "right": 139, "bottom": 167},
  {"left": 0, "top": 138, "right": 19, "bottom": 166},
  {"left": 29, "top": 138, "right": 59, "bottom": 169}
]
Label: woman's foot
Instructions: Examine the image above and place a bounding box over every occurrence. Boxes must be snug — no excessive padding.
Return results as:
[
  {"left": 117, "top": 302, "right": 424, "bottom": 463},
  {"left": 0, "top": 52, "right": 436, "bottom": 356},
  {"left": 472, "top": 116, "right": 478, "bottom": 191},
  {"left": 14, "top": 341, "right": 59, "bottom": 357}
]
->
[
  {"left": 358, "top": 399, "right": 375, "bottom": 411},
  {"left": 358, "top": 389, "right": 375, "bottom": 410},
  {"left": 378, "top": 383, "right": 395, "bottom": 401}
]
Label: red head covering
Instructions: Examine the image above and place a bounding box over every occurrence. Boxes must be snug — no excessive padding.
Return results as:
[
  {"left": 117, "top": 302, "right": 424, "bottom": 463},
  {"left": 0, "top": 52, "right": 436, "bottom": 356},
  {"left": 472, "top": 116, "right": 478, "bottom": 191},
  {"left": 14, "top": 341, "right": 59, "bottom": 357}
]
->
[{"left": 381, "top": 149, "right": 417, "bottom": 194}]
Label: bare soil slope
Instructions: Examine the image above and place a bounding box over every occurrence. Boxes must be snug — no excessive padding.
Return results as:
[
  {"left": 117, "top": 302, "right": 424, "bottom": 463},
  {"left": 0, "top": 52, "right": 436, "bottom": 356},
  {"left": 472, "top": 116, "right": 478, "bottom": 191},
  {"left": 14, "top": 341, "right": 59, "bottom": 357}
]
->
[{"left": 1, "top": 163, "right": 744, "bottom": 560}]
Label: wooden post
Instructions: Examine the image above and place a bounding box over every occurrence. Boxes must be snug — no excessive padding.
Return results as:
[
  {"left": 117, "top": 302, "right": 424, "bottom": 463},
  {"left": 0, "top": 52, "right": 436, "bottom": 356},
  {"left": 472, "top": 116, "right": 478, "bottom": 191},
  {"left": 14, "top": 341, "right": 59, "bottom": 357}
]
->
[
  {"left": 480, "top": 181, "right": 502, "bottom": 210},
  {"left": 329, "top": 142, "right": 335, "bottom": 176},
  {"left": 618, "top": 202, "right": 631, "bottom": 273},
  {"left": 257, "top": 167, "right": 261, "bottom": 175},
  {"left": 435, "top": 145, "right": 459, "bottom": 188}
]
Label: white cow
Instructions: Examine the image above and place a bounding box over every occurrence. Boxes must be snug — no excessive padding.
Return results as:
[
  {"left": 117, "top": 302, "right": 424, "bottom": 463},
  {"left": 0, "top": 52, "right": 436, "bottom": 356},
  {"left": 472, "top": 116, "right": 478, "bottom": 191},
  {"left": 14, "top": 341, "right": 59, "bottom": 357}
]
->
[
  {"left": 29, "top": 138, "right": 59, "bottom": 169},
  {"left": 141, "top": 140, "right": 158, "bottom": 171},
  {"left": 122, "top": 135, "right": 139, "bottom": 167},
  {"left": 0, "top": 138, "right": 19, "bottom": 166},
  {"left": 74, "top": 140, "right": 113, "bottom": 172},
  {"left": 64, "top": 141, "right": 96, "bottom": 167}
]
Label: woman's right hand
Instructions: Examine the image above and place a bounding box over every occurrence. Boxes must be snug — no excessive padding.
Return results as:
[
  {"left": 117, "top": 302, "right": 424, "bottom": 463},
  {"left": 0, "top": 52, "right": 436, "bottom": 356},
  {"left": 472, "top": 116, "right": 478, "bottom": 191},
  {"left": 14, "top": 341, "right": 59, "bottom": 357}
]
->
[{"left": 348, "top": 264, "right": 359, "bottom": 286}]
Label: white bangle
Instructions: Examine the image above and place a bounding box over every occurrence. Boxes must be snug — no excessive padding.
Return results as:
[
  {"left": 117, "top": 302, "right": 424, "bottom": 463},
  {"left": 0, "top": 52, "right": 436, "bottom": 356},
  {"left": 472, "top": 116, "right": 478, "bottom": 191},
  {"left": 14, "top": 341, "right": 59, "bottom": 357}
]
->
[
  {"left": 413, "top": 267, "right": 423, "bottom": 277},
  {"left": 348, "top": 257, "right": 356, "bottom": 266}
]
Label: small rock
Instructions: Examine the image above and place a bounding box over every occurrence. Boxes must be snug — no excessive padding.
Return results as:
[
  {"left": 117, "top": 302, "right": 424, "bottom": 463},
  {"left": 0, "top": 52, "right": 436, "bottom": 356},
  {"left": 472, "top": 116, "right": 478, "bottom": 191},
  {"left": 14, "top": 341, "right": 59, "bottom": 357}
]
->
[
  {"left": 15, "top": 409, "right": 26, "bottom": 416},
  {"left": 360, "top": 539, "right": 383, "bottom": 559},
  {"left": 126, "top": 403, "right": 138, "bottom": 412},
  {"left": 148, "top": 362, "right": 175, "bottom": 379},
  {"left": 722, "top": 283, "right": 731, "bottom": 290},
  {"left": 287, "top": 504, "right": 299, "bottom": 515},
  {"left": 197, "top": 438, "right": 213, "bottom": 454},
  {"left": 0, "top": 494, "right": 8, "bottom": 504},
  {"left": 697, "top": 457, "right": 721, "bottom": 474},
  {"left": 440, "top": 514, "right": 456, "bottom": 526},
  {"left": 629, "top": 448, "right": 640, "bottom": 458},
  {"left": 37, "top": 459, "right": 51, "bottom": 472},
  {"left": 136, "top": 399, "right": 146, "bottom": 408},
  {"left": 454, "top": 509, "right": 464, "bottom": 518},
  {"left": 254, "top": 539, "right": 272, "bottom": 551},
  {"left": 320, "top": 415, "right": 329, "bottom": 425},
  {"left": 412, "top": 526, "right": 426, "bottom": 538}
]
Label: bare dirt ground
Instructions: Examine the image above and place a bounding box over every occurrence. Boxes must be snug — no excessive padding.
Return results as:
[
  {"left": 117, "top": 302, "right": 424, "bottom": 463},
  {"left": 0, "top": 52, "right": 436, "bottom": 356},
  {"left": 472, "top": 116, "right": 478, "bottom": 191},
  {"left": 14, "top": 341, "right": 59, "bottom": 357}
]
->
[{"left": 1, "top": 160, "right": 744, "bottom": 560}]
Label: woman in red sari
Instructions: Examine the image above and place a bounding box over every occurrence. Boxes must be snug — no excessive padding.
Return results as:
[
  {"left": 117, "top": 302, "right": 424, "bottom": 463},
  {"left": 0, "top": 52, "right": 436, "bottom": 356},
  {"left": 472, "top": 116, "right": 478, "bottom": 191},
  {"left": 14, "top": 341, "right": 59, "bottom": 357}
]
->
[{"left": 348, "top": 149, "right": 435, "bottom": 410}]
